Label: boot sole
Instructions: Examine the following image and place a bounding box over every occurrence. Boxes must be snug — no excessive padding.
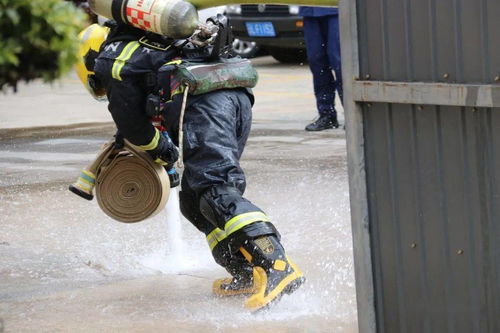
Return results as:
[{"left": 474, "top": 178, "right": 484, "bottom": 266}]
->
[
  {"left": 305, "top": 124, "right": 339, "bottom": 131},
  {"left": 283, "top": 276, "right": 306, "bottom": 295},
  {"left": 251, "top": 276, "right": 306, "bottom": 314}
]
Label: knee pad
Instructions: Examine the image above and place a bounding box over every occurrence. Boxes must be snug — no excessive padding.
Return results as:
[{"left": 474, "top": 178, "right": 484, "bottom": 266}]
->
[
  {"left": 179, "top": 190, "right": 196, "bottom": 223},
  {"left": 199, "top": 184, "right": 258, "bottom": 229},
  {"left": 179, "top": 190, "right": 212, "bottom": 234}
]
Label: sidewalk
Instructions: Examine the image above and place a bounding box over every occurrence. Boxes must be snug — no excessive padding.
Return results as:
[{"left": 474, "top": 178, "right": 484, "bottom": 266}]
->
[
  {"left": 0, "top": 56, "right": 344, "bottom": 135},
  {"left": 0, "top": 72, "right": 112, "bottom": 140}
]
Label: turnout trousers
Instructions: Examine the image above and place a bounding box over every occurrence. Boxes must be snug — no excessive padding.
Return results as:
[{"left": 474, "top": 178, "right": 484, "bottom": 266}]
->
[{"left": 173, "top": 89, "right": 277, "bottom": 271}]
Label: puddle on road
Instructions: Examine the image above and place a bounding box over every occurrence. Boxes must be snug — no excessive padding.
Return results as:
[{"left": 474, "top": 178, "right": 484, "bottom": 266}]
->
[
  {"left": 0, "top": 162, "right": 77, "bottom": 172},
  {"left": 34, "top": 138, "right": 106, "bottom": 146},
  {"left": 0, "top": 178, "right": 356, "bottom": 332},
  {"left": 0, "top": 151, "right": 96, "bottom": 162},
  {"left": 248, "top": 136, "right": 304, "bottom": 143},
  {"left": 0, "top": 131, "right": 357, "bottom": 332}
]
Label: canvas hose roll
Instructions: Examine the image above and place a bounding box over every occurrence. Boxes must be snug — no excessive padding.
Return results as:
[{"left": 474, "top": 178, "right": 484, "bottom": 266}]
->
[{"left": 69, "top": 140, "right": 170, "bottom": 223}]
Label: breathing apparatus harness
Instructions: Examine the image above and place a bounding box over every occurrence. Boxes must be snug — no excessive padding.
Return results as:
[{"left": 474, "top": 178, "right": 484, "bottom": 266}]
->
[{"left": 134, "top": 14, "right": 257, "bottom": 168}]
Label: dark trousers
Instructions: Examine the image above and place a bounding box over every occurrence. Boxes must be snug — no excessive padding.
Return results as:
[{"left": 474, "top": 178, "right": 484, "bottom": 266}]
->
[
  {"left": 303, "top": 15, "right": 343, "bottom": 117},
  {"left": 175, "top": 89, "right": 276, "bottom": 273},
  {"left": 178, "top": 89, "right": 260, "bottom": 235}
]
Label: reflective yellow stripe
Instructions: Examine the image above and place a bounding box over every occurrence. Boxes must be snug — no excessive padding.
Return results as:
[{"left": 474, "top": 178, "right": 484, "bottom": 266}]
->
[
  {"left": 207, "top": 228, "right": 226, "bottom": 242},
  {"left": 75, "top": 181, "right": 92, "bottom": 192},
  {"left": 82, "top": 170, "right": 96, "bottom": 180},
  {"left": 225, "top": 211, "right": 269, "bottom": 230},
  {"left": 170, "top": 85, "right": 186, "bottom": 98},
  {"left": 154, "top": 158, "right": 167, "bottom": 165},
  {"left": 224, "top": 211, "right": 270, "bottom": 237},
  {"left": 166, "top": 59, "right": 182, "bottom": 66},
  {"left": 164, "top": 59, "right": 185, "bottom": 102},
  {"left": 172, "top": 86, "right": 185, "bottom": 95},
  {"left": 207, "top": 228, "right": 226, "bottom": 251},
  {"left": 207, "top": 212, "right": 270, "bottom": 250},
  {"left": 226, "top": 218, "right": 264, "bottom": 236},
  {"left": 139, "top": 128, "right": 160, "bottom": 151},
  {"left": 111, "top": 41, "right": 140, "bottom": 80},
  {"left": 77, "top": 176, "right": 93, "bottom": 186}
]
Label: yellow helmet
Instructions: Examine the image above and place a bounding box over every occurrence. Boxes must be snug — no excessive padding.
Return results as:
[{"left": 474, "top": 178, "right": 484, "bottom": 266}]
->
[{"left": 75, "top": 24, "right": 110, "bottom": 100}]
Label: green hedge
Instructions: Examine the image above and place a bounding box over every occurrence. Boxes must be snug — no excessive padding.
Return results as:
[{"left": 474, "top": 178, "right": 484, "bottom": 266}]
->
[{"left": 0, "top": 0, "right": 87, "bottom": 91}]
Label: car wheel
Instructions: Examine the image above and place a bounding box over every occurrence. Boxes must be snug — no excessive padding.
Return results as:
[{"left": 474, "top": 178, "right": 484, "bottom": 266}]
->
[
  {"left": 232, "top": 39, "right": 259, "bottom": 58},
  {"left": 268, "top": 48, "right": 307, "bottom": 63}
]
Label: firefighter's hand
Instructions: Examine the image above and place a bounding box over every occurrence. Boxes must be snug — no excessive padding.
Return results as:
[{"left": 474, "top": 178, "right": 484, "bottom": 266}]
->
[{"left": 142, "top": 130, "right": 179, "bottom": 166}]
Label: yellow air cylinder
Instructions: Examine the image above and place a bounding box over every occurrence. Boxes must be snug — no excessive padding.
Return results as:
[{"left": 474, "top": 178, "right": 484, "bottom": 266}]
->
[{"left": 88, "top": 0, "right": 199, "bottom": 38}]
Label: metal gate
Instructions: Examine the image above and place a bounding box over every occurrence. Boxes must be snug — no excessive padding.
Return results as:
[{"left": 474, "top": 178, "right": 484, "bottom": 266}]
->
[{"left": 340, "top": 0, "right": 500, "bottom": 332}]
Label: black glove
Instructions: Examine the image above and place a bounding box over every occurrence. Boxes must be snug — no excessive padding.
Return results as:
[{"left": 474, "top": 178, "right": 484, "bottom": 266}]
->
[{"left": 143, "top": 130, "right": 179, "bottom": 166}]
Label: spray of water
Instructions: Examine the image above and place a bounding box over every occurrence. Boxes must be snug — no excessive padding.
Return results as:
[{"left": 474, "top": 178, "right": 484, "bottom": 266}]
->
[
  {"left": 164, "top": 188, "right": 184, "bottom": 256},
  {"left": 140, "top": 187, "right": 210, "bottom": 274},
  {"left": 162, "top": 187, "right": 192, "bottom": 273}
]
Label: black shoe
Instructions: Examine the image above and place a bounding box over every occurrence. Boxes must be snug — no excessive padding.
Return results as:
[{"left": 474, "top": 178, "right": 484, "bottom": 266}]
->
[{"left": 305, "top": 115, "right": 339, "bottom": 131}]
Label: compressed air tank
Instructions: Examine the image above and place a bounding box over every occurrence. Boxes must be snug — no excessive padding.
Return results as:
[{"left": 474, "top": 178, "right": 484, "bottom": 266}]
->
[{"left": 88, "top": 0, "right": 199, "bottom": 38}]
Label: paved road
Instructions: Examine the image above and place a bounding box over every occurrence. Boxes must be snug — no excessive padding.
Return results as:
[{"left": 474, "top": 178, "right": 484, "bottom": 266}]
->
[{"left": 0, "top": 57, "right": 355, "bottom": 332}]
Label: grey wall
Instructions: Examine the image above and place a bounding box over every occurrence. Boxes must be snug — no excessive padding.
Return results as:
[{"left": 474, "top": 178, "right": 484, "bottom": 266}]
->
[
  {"left": 363, "top": 103, "right": 500, "bottom": 333},
  {"left": 357, "top": 0, "right": 500, "bottom": 83},
  {"left": 343, "top": 0, "right": 500, "bottom": 332}
]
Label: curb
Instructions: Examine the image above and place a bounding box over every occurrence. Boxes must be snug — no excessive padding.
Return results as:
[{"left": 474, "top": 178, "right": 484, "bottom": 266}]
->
[{"left": 0, "top": 122, "right": 116, "bottom": 141}]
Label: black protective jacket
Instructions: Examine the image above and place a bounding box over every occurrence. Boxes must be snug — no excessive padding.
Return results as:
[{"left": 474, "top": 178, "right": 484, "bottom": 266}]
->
[
  {"left": 94, "top": 26, "right": 254, "bottom": 146},
  {"left": 94, "top": 28, "right": 177, "bottom": 146}
]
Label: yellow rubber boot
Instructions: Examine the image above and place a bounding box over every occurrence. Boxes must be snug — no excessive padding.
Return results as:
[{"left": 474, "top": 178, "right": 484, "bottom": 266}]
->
[
  {"left": 237, "top": 235, "right": 306, "bottom": 312},
  {"left": 212, "top": 233, "right": 254, "bottom": 297},
  {"left": 245, "top": 256, "right": 305, "bottom": 311},
  {"left": 212, "top": 249, "right": 255, "bottom": 297}
]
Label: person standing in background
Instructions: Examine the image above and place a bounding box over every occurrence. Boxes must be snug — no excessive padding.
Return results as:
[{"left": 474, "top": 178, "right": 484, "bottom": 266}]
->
[{"left": 301, "top": 6, "right": 343, "bottom": 131}]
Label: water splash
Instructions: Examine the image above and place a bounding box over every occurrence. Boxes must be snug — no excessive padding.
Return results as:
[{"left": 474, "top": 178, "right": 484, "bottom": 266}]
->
[
  {"left": 164, "top": 188, "right": 184, "bottom": 257},
  {"left": 140, "top": 188, "right": 209, "bottom": 274}
]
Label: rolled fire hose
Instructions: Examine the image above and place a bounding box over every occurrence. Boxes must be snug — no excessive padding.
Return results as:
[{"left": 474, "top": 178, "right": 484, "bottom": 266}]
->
[
  {"left": 70, "top": 85, "right": 190, "bottom": 223},
  {"left": 70, "top": 140, "right": 170, "bottom": 223}
]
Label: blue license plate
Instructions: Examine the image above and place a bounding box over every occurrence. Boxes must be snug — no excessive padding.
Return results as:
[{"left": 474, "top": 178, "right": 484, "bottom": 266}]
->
[{"left": 246, "top": 22, "right": 276, "bottom": 37}]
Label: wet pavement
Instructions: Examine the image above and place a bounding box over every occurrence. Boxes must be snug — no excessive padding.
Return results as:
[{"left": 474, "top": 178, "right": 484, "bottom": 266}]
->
[{"left": 0, "top": 57, "right": 356, "bottom": 332}]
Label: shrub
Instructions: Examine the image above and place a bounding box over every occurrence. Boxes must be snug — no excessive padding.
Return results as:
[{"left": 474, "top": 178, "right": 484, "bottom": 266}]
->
[{"left": 0, "top": 0, "right": 87, "bottom": 91}]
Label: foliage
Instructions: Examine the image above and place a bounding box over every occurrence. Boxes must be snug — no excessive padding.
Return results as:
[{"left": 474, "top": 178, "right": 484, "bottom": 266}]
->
[
  {"left": 65, "top": 0, "right": 98, "bottom": 23},
  {"left": 0, "top": 0, "right": 87, "bottom": 91}
]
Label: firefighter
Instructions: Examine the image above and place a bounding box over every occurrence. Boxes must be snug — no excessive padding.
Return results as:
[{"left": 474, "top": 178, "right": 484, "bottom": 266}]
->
[{"left": 79, "top": 21, "right": 305, "bottom": 311}]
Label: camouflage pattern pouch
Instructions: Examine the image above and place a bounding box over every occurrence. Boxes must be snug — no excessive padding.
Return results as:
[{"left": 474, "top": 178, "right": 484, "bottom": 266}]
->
[{"left": 172, "top": 57, "right": 258, "bottom": 95}]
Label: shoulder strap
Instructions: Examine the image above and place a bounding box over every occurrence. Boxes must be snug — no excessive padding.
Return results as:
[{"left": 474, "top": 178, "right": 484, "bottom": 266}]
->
[{"left": 102, "top": 22, "right": 144, "bottom": 47}]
